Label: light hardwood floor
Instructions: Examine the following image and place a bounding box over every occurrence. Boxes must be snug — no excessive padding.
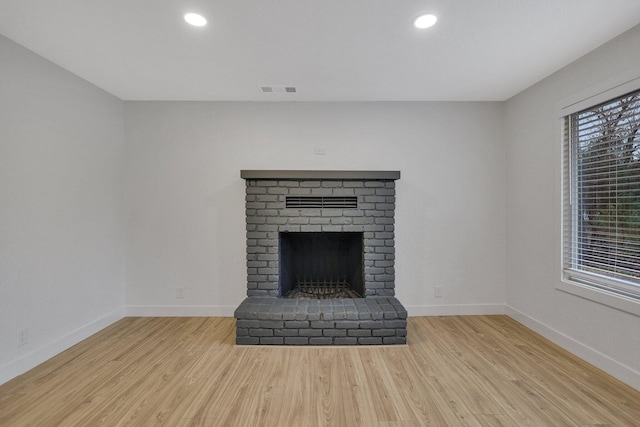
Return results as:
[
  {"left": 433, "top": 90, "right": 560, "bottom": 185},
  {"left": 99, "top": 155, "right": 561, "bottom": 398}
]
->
[{"left": 1, "top": 316, "right": 638, "bottom": 426}]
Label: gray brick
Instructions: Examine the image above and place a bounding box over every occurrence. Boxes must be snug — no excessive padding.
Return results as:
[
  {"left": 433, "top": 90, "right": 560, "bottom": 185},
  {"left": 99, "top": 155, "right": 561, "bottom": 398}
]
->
[
  {"left": 364, "top": 196, "right": 386, "bottom": 203},
  {"left": 309, "top": 337, "right": 333, "bottom": 345},
  {"left": 260, "top": 337, "right": 284, "bottom": 345},
  {"left": 279, "top": 181, "right": 300, "bottom": 187},
  {"left": 236, "top": 337, "right": 259, "bottom": 345},
  {"left": 359, "top": 320, "right": 384, "bottom": 329},
  {"left": 246, "top": 202, "right": 267, "bottom": 209},
  {"left": 384, "top": 320, "right": 406, "bottom": 329},
  {"left": 364, "top": 181, "right": 385, "bottom": 188},
  {"left": 266, "top": 217, "right": 287, "bottom": 225},
  {"left": 236, "top": 328, "right": 248, "bottom": 336},
  {"left": 354, "top": 217, "right": 374, "bottom": 225},
  {"left": 358, "top": 337, "right": 383, "bottom": 345},
  {"left": 288, "top": 217, "right": 309, "bottom": 225},
  {"left": 370, "top": 310, "right": 384, "bottom": 320},
  {"left": 249, "top": 328, "right": 273, "bottom": 337},
  {"left": 347, "top": 329, "right": 371, "bottom": 337},
  {"left": 344, "top": 181, "right": 364, "bottom": 188},
  {"left": 285, "top": 337, "right": 309, "bottom": 345},
  {"left": 375, "top": 203, "right": 395, "bottom": 211},
  {"left": 396, "top": 328, "right": 407, "bottom": 337},
  {"left": 375, "top": 232, "right": 394, "bottom": 239},
  {"left": 375, "top": 247, "right": 395, "bottom": 254},
  {"left": 322, "top": 329, "right": 347, "bottom": 337},
  {"left": 299, "top": 209, "right": 321, "bottom": 216},
  {"left": 310, "top": 217, "right": 331, "bottom": 225},
  {"left": 274, "top": 328, "right": 299, "bottom": 337},
  {"left": 372, "top": 329, "right": 396, "bottom": 337},
  {"left": 288, "top": 188, "right": 312, "bottom": 195},
  {"left": 310, "top": 188, "right": 333, "bottom": 196},
  {"left": 332, "top": 188, "right": 354, "bottom": 196},
  {"left": 256, "top": 195, "right": 278, "bottom": 202},
  {"left": 335, "top": 321, "right": 360, "bottom": 329},
  {"left": 345, "top": 308, "right": 359, "bottom": 320},
  {"left": 236, "top": 319, "right": 260, "bottom": 328},
  {"left": 256, "top": 180, "right": 278, "bottom": 187},
  {"left": 246, "top": 187, "right": 267, "bottom": 194},
  {"left": 300, "top": 225, "right": 322, "bottom": 232},
  {"left": 285, "top": 321, "right": 309, "bottom": 328},
  {"left": 321, "top": 311, "right": 334, "bottom": 321},
  {"left": 330, "top": 217, "right": 352, "bottom": 225},
  {"left": 268, "top": 187, "right": 289, "bottom": 195},
  {"left": 334, "top": 337, "right": 358, "bottom": 345},
  {"left": 247, "top": 260, "right": 267, "bottom": 269},
  {"left": 310, "top": 320, "right": 334, "bottom": 329},
  {"left": 300, "top": 181, "right": 321, "bottom": 187},
  {"left": 259, "top": 321, "right": 284, "bottom": 329},
  {"left": 299, "top": 328, "right": 323, "bottom": 337}
]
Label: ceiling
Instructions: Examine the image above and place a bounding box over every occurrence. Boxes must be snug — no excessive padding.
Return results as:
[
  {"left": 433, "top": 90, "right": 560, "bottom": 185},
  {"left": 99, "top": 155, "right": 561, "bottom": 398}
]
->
[{"left": 1, "top": 0, "right": 640, "bottom": 102}]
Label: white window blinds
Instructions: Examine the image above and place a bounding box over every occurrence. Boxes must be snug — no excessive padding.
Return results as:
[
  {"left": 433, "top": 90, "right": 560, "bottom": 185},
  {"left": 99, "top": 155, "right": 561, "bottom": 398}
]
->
[{"left": 563, "top": 89, "right": 640, "bottom": 299}]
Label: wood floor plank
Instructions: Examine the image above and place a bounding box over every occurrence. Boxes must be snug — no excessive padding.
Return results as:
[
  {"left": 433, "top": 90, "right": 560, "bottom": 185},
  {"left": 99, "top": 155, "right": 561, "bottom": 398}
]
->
[{"left": 1, "top": 315, "right": 639, "bottom": 426}]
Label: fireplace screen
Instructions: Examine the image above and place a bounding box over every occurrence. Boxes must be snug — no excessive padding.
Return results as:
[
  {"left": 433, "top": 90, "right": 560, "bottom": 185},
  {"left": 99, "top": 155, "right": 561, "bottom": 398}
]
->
[{"left": 279, "top": 232, "right": 364, "bottom": 299}]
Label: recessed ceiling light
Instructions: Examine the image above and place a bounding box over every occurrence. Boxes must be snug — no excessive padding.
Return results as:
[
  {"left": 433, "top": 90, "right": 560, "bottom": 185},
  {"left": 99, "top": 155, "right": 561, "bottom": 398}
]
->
[
  {"left": 413, "top": 14, "right": 437, "bottom": 29},
  {"left": 184, "top": 13, "right": 207, "bottom": 27}
]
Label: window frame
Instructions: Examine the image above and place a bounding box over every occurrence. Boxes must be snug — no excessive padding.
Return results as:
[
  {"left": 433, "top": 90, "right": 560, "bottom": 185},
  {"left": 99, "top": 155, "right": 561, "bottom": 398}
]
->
[{"left": 556, "top": 70, "right": 640, "bottom": 316}]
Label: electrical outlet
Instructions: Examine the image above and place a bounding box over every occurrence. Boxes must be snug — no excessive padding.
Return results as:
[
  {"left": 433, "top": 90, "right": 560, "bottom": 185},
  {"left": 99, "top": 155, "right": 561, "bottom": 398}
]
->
[
  {"left": 17, "top": 328, "right": 28, "bottom": 347},
  {"left": 434, "top": 286, "right": 442, "bottom": 298},
  {"left": 176, "top": 288, "right": 185, "bottom": 299}
]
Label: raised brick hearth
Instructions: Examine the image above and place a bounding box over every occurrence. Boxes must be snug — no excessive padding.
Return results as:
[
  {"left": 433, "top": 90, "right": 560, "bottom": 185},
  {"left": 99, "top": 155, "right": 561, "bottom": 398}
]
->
[{"left": 234, "top": 170, "right": 407, "bottom": 345}]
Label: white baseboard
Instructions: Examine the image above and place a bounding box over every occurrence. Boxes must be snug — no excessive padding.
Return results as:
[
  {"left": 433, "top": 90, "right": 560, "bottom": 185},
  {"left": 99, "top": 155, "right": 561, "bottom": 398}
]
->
[
  {"left": 0, "top": 308, "right": 125, "bottom": 386},
  {"left": 506, "top": 305, "right": 640, "bottom": 391},
  {"left": 125, "top": 305, "right": 237, "bottom": 317},
  {"left": 406, "top": 304, "right": 505, "bottom": 317}
]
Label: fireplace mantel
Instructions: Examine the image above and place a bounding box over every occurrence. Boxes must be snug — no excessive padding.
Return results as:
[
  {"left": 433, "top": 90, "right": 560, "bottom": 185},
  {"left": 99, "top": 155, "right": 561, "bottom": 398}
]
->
[{"left": 241, "top": 170, "right": 400, "bottom": 180}]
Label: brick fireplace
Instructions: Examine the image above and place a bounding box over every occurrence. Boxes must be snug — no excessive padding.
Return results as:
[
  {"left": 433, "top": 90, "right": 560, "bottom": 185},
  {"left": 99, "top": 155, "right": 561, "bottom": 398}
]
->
[{"left": 234, "top": 170, "right": 407, "bottom": 345}]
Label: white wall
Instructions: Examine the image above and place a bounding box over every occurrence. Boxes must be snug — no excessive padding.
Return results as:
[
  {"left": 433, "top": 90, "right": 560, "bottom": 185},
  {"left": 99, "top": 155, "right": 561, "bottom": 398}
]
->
[
  {"left": 0, "top": 35, "right": 125, "bottom": 384},
  {"left": 505, "top": 25, "right": 640, "bottom": 390},
  {"left": 124, "top": 102, "right": 506, "bottom": 316}
]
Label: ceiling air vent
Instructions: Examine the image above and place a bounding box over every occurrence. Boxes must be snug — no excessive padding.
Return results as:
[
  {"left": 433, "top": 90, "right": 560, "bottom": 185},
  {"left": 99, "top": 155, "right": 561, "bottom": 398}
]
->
[
  {"left": 286, "top": 196, "right": 358, "bottom": 209},
  {"left": 260, "top": 86, "right": 297, "bottom": 94}
]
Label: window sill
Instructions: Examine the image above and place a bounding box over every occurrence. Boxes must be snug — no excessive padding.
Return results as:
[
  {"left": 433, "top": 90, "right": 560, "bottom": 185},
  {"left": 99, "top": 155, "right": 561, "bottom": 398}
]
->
[{"left": 557, "top": 279, "right": 640, "bottom": 317}]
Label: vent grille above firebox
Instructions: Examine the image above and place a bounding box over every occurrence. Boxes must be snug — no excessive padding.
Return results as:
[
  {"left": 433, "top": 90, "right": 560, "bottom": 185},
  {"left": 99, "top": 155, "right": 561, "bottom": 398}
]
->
[{"left": 286, "top": 196, "right": 358, "bottom": 209}]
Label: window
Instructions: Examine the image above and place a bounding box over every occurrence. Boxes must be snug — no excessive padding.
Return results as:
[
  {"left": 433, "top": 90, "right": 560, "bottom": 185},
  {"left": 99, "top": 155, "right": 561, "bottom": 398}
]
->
[{"left": 563, "top": 88, "right": 640, "bottom": 302}]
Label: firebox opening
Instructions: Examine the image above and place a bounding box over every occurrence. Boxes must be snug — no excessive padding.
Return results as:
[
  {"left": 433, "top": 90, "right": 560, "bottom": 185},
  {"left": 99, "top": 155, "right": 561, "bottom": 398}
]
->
[{"left": 279, "top": 232, "right": 364, "bottom": 299}]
